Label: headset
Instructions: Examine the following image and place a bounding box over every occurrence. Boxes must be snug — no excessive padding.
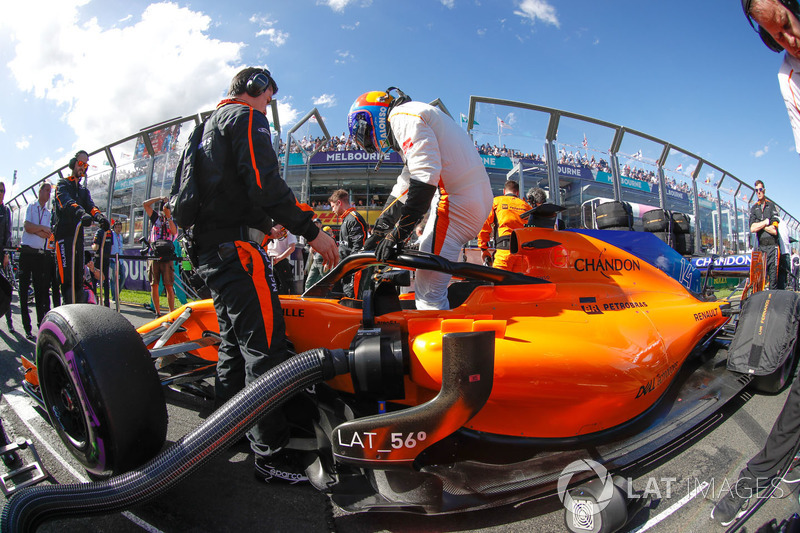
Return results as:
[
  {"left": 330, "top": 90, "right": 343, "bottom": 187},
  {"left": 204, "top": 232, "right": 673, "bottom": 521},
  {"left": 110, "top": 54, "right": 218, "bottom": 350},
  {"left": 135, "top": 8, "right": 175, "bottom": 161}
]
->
[
  {"left": 743, "top": 0, "right": 800, "bottom": 52},
  {"left": 385, "top": 86, "right": 411, "bottom": 109},
  {"left": 245, "top": 69, "right": 278, "bottom": 97},
  {"left": 383, "top": 87, "right": 411, "bottom": 155}
]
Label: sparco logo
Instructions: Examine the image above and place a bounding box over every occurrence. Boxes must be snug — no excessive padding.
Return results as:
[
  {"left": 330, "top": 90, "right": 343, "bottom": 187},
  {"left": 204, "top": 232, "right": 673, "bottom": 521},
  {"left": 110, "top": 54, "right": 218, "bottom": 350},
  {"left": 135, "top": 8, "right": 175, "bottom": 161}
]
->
[{"left": 557, "top": 459, "right": 615, "bottom": 529}]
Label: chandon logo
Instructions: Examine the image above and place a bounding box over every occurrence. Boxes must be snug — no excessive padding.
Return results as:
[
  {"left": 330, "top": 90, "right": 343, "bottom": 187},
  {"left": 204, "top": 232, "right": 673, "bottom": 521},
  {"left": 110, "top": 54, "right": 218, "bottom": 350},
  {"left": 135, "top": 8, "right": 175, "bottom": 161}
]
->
[{"left": 573, "top": 253, "right": 640, "bottom": 279}]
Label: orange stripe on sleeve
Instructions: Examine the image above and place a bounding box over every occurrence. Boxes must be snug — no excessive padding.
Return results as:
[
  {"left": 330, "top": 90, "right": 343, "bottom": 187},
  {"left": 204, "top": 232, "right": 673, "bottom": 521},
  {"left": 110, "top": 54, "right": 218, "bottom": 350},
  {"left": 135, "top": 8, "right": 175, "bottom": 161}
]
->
[{"left": 247, "top": 109, "right": 262, "bottom": 188}]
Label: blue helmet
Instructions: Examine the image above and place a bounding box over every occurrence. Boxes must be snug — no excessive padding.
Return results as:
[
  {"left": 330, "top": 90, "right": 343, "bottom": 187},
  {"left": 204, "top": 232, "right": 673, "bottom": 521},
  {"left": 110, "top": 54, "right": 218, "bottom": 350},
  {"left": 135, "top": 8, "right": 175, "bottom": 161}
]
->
[{"left": 347, "top": 91, "right": 393, "bottom": 153}]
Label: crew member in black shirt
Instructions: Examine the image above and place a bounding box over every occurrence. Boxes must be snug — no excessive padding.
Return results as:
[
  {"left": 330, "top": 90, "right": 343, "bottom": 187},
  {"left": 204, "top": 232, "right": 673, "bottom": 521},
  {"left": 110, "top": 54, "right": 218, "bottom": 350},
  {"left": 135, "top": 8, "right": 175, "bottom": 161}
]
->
[{"left": 749, "top": 179, "right": 780, "bottom": 289}]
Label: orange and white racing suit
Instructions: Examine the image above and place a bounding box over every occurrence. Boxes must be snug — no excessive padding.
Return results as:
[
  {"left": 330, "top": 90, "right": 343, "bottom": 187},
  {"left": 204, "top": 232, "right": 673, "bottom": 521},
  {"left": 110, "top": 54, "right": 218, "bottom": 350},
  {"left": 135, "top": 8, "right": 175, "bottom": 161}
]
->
[
  {"left": 388, "top": 101, "right": 493, "bottom": 310},
  {"left": 477, "top": 193, "right": 531, "bottom": 271}
]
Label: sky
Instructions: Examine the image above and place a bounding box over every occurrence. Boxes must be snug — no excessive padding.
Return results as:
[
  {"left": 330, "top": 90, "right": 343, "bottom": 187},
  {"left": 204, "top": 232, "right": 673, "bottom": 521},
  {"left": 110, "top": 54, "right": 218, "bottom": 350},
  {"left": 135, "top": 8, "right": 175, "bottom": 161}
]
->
[{"left": 1, "top": 0, "right": 799, "bottom": 218}]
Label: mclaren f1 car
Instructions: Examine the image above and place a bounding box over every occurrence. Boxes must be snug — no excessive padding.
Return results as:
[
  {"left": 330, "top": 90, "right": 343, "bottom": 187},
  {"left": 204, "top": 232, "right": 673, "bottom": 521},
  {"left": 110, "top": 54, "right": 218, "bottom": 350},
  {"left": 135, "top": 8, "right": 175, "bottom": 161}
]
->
[{"left": 5, "top": 226, "right": 799, "bottom": 532}]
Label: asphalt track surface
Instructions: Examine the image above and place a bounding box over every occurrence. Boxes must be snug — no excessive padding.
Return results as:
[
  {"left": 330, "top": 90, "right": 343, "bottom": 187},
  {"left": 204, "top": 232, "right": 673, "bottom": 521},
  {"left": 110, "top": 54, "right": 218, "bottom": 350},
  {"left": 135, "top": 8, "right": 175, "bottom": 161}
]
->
[{"left": 0, "top": 296, "right": 799, "bottom": 533}]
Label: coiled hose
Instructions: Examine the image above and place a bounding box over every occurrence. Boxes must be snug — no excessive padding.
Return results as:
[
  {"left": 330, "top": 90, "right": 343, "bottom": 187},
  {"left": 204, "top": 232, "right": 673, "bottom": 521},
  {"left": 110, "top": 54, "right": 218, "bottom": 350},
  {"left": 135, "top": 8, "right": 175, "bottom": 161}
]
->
[{"left": 1, "top": 347, "right": 349, "bottom": 533}]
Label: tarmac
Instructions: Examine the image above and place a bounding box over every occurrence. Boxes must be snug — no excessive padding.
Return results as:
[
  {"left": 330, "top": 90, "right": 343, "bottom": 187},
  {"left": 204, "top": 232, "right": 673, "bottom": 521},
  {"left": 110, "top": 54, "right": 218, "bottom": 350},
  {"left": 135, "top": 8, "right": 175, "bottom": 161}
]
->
[{"left": 0, "top": 295, "right": 798, "bottom": 532}]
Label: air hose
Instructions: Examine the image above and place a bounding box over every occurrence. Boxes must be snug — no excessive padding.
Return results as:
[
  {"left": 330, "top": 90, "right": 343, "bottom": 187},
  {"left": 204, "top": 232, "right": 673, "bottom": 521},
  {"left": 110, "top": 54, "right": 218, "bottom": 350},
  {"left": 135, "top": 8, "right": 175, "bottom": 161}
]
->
[{"left": 1, "top": 347, "right": 349, "bottom": 533}]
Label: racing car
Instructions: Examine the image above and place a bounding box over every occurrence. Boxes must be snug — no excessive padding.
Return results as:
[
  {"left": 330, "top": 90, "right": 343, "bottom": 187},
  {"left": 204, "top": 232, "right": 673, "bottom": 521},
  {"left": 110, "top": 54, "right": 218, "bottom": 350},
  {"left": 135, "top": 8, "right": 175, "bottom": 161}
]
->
[{"left": 5, "top": 225, "right": 799, "bottom": 533}]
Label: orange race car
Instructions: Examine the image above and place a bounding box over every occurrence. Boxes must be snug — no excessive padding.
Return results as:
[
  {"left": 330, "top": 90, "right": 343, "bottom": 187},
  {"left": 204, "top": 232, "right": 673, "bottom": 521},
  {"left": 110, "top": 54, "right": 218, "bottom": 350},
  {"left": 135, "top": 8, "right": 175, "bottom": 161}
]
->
[{"left": 6, "top": 226, "right": 799, "bottom": 532}]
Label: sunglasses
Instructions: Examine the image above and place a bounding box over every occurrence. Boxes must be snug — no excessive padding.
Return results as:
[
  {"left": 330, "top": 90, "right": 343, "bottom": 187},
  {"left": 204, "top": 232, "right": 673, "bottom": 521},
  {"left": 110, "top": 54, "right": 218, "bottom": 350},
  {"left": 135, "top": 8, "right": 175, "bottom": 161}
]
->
[{"left": 755, "top": 187, "right": 765, "bottom": 192}]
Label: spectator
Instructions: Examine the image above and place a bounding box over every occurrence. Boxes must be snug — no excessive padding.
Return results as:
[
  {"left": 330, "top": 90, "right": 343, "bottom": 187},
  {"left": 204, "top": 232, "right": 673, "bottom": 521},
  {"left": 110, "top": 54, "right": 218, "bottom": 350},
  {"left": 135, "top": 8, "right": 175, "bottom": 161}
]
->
[
  {"left": 52, "top": 150, "right": 109, "bottom": 303},
  {"left": 185, "top": 67, "right": 337, "bottom": 485},
  {"left": 477, "top": 180, "right": 531, "bottom": 271},
  {"left": 19, "top": 182, "right": 52, "bottom": 340},
  {"left": 0, "top": 182, "right": 13, "bottom": 333},
  {"left": 267, "top": 224, "right": 297, "bottom": 295},
  {"left": 305, "top": 220, "right": 331, "bottom": 289},
  {"left": 329, "top": 189, "right": 367, "bottom": 296},
  {"left": 778, "top": 216, "right": 791, "bottom": 290},
  {"left": 792, "top": 247, "right": 800, "bottom": 290},
  {"left": 144, "top": 196, "right": 177, "bottom": 317},
  {"left": 108, "top": 220, "right": 125, "bottom": 302}
]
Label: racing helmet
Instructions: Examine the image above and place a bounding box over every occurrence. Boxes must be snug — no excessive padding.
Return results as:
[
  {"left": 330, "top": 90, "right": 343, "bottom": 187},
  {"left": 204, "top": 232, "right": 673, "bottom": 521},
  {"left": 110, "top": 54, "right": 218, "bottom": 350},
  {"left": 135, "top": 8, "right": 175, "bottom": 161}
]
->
[
  {"left": 347, "top": 91, "right": 393, "bottom": 153},
  {"left": 347, "top": 88, "right": 410, "bottom": 153}
]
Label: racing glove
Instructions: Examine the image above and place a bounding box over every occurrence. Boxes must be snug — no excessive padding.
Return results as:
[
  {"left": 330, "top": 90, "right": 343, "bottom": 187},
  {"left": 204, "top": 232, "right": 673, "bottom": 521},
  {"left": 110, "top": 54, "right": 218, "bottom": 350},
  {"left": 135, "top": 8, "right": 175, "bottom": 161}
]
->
[
  {"left": 375, "top": 181, "right": 437, "bottom": 262},
  {"left": 80, "top": 213, "right": 93, "bottom": 227},
  {"left": 364, "top": 195, "right": 404, "bottom": 251},
  {"left": 95, "top": 213, "right": 110, "bottom": 231},
  {"left": 481, "top": 248, "right": 493, "bottom": 266}
]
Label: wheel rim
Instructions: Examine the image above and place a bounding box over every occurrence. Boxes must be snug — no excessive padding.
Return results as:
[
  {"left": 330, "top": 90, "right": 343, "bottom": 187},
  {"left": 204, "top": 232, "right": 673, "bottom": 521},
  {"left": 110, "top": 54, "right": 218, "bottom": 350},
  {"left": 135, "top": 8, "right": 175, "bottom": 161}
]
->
[{"left": 41, "top": 347, "right": 89, "bottom": 450}]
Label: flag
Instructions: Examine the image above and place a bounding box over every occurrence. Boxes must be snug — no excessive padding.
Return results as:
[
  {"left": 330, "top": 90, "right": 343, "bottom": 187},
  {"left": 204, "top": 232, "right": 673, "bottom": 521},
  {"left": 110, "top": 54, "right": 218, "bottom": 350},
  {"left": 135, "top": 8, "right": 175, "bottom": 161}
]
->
[
  {"left": 497, "top": 117, "right": 512, "bottom": 130},
  {"left": 582, "top": 134, "right": 588, "bottom": 149},
  {"left": 632, "top": 149, "right": 642, "bottom": 161},
  {"left": 460, "top": 113, "right": 478, "bottom": 126},
  {"left": 675, "top": 163, "right": 683, "bottom": 172}
]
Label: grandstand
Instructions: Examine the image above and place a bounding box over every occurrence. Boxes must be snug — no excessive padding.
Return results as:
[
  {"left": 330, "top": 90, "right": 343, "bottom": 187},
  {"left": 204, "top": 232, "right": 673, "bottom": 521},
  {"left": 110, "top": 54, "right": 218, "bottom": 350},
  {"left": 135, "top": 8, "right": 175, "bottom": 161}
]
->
[{"left": 8, "top": 95, "right": 799, "bottom": 290}]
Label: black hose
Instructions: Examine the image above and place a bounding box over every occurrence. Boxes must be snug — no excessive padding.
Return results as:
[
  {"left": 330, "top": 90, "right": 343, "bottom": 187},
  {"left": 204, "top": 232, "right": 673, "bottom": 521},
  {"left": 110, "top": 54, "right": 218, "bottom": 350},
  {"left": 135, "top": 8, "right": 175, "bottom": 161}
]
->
[{"left": 1, "top": 348, "right": 349, "bottom": 533}]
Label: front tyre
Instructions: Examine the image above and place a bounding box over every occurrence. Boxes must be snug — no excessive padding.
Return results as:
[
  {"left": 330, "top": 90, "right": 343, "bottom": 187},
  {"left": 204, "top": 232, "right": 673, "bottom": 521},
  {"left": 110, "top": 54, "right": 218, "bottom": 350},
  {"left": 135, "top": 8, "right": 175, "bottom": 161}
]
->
[{"left": 37, "top": 304, "right": 167, "bottom": 476}]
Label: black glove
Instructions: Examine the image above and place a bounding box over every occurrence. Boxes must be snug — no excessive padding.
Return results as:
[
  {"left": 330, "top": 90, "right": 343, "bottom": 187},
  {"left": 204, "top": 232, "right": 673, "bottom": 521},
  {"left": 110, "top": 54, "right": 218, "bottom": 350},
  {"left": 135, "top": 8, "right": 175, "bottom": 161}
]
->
[
  {"left": 96, "top": 214, "right": 110, "bottom": 231},
  {"left": 375, "top": 230, "right": 402, "bottom": 263},
  {"left": 75, "top": 207, "right": 86, "bottom": 220},
  {"left": 81, "top": 214, "right": 93, "bottom": 227},
  {"left": 364, "top": 195, "right": 403, "bottom": 251}
]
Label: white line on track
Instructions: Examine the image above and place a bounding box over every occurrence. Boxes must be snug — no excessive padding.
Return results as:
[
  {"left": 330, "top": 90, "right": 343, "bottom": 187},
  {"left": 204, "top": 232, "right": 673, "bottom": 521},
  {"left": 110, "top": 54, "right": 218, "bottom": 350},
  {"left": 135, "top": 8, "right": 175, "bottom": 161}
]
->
[
  {"left": 4, "top": 390, "right": 165, "bottom": 533},
  {"left": 629, "top": 480, "right": 710, "bottom": 533}
]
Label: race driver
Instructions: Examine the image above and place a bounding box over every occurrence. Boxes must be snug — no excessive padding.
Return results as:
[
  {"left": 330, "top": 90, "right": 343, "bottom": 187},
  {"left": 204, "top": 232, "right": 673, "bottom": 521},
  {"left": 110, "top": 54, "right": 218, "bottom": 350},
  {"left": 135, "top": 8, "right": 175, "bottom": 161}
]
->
[
  {"left": 477, "top": 180, "right": 531, "bottom": 271},
  {"left": 187, "top": 67, "right": 338, "bottom": 484},
  {"left": 349, "top": 88, "right": 492, "bottom": 310}
]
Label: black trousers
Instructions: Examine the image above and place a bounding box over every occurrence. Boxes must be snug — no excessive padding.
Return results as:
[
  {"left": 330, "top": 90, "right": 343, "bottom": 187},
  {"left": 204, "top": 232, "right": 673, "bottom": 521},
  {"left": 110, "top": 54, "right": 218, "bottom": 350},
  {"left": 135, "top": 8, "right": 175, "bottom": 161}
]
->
[
  {"left": 761, "top": 245, "right": 780, "bottom": 291},
  {"left": 18, "top": 249, "right": 50, "bottom": 334},
  {"left": 272, "top": 258, "right": 294, "bottom": 295},
  {"left": 197, "top": 240, "right": 290, "bottom": 453},
  {"left": 55, "top": 231, "right": 85, "bottom": 304},
  {"left": 740, "top": 372, "right": 800, "bottom": 489}
]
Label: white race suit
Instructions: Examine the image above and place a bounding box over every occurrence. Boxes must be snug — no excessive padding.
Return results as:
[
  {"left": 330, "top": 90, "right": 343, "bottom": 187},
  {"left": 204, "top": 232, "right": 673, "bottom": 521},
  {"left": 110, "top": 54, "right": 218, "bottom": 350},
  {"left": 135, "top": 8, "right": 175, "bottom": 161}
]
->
[{"left": 387, "top": 101, "right": 493, "bottom": 310}]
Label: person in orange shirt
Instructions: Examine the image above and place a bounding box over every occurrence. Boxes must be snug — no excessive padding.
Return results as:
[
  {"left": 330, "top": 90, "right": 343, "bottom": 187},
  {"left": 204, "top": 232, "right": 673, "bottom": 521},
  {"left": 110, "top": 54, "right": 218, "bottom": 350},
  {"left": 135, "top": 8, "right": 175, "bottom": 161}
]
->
[{"left": 477, "top": 180, "right": 531, "bottom": 271}]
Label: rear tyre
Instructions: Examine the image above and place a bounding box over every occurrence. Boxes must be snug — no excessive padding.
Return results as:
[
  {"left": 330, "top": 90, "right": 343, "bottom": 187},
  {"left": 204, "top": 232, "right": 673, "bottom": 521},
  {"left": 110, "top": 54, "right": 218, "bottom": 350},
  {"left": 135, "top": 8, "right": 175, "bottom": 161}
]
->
[
  {"left": 651, "top": 231, "right": 673, "bottom": 247},
  {"left": 674, "top": 233, "right": 695, "bottom": 255},
  {"left": 671, "top": 212, "right": 691, "bottom": 234},
  {"left": 595, "top": 201, "right": 632, "bottom": 229},
  {"left": 37, "top": 304, "right": 167, "bottom": 476},
  {"left": 642, "top": 209, "right": 670, "bottom": 232}
]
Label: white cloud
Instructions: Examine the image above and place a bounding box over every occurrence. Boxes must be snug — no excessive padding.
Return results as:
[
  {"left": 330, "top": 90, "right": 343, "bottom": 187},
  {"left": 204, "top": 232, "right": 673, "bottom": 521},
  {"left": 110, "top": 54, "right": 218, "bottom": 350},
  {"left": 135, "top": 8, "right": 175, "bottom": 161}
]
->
[
  {"left": 477, "top": 28, "right": 487, "bottom": 36},
  {"left": 250, "top": 14, "right": 289, "bottom": 47},
  {"left": 1, "top": 1, "right": 245, "bottom": 151},
  {"left": 313, "top": 94, "right": 337, "bottom": 108},
  {"left": 514, "top": 0, "right": 560, "bottom": 28},
  {"left": 256, "top": 27, "right": 289, "bottom": 47},
  {"left": 335, "top": 50, "right": 354, "bottom": 64},
  {"left": 16, "top": 136, "right": 31, "bottom": 150},
  {"left": 0, "top": 119, "right": 4, "bottom": 133},
  {"left": 318, "top": 0, "right": 372, "bottom": 12},
  {"left": 441, "top": 0, "right": 455, "bottom": 8},
  {"left": 754, "top": 145, "right": 769, "bottom": 158},
  {"left": 341, "top": 22, "right": 360, "bottom": 30}
]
